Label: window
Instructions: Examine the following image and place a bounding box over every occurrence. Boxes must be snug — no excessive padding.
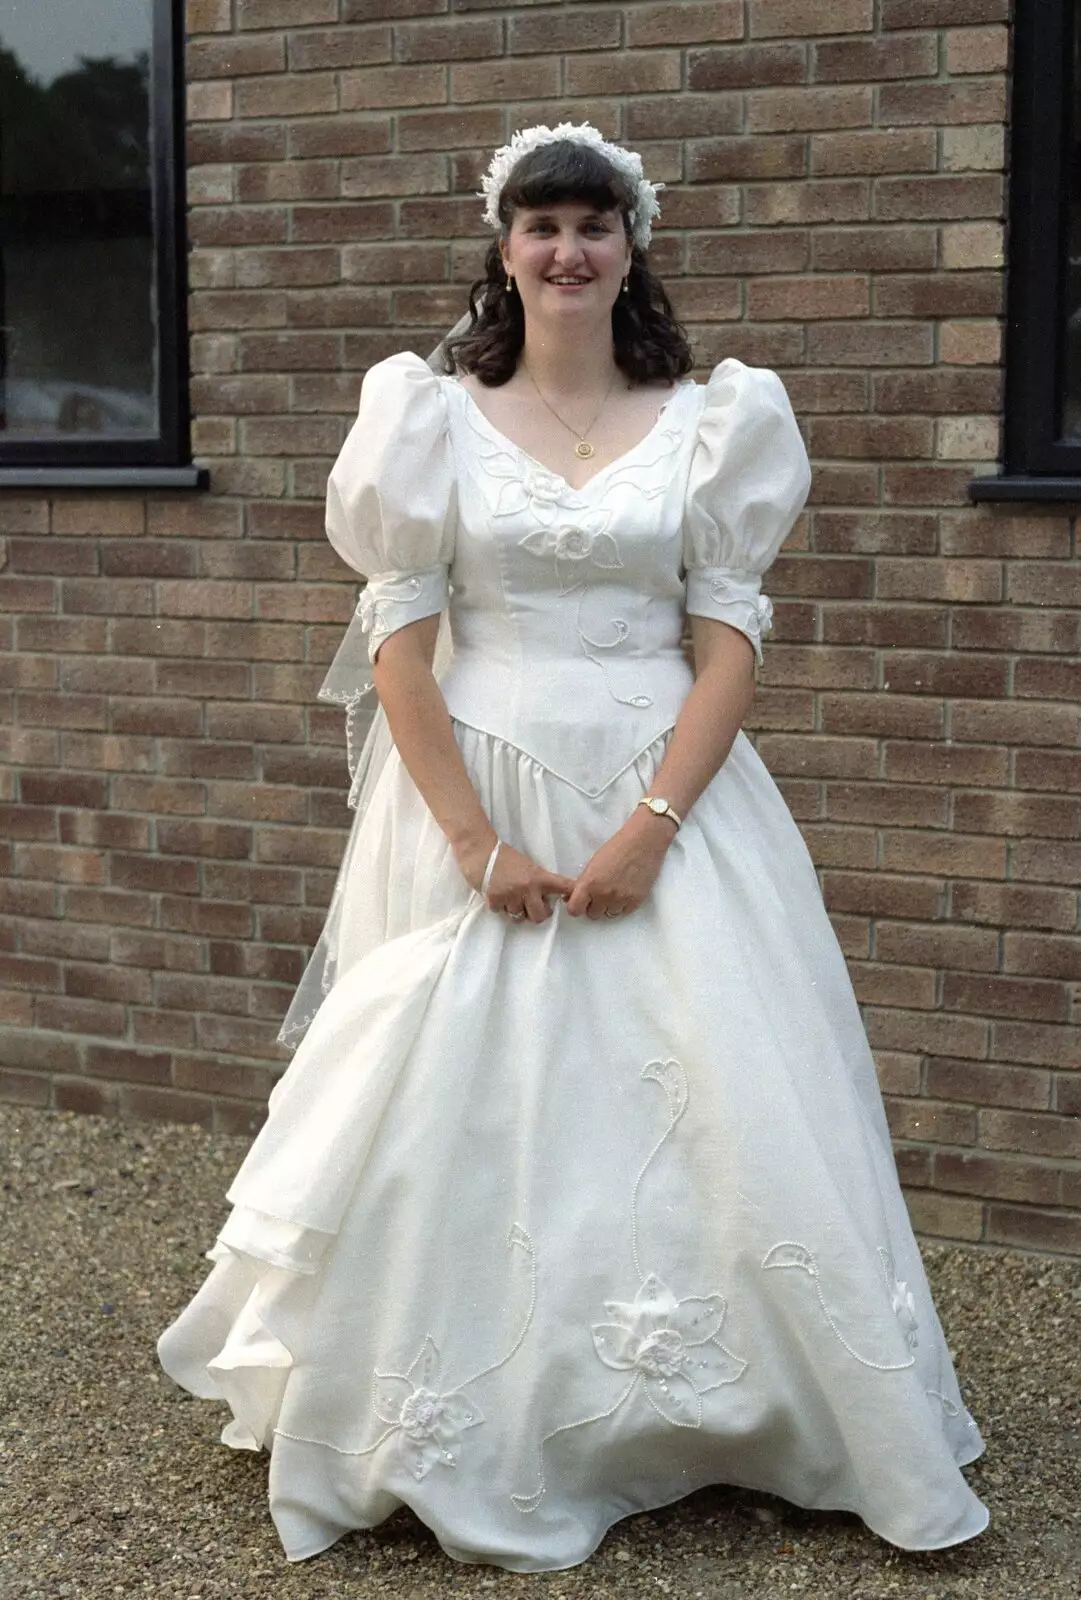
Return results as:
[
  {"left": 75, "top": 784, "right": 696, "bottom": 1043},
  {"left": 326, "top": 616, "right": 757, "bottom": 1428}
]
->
[
  {"left": 0, "top": 0, "right": 202, "bottom": 487},
  {"left": 973, "top": 0, "right": 1081, "bottom": 499}
]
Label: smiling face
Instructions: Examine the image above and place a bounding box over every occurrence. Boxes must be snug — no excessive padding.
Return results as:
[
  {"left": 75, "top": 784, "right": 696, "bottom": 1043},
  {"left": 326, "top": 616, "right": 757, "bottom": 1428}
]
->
[{"left": 500, "top": 201, "right": 632, "bottom": 329}]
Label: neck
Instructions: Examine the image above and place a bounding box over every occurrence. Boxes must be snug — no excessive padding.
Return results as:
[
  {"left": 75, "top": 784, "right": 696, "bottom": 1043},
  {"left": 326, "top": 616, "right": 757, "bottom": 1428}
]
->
[{"left": 519, "top": 325, "right": 620, "bottom": 397}]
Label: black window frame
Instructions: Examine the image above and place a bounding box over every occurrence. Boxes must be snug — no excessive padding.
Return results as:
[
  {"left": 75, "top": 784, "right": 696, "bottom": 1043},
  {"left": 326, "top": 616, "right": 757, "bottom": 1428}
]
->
[
  {"left": 0, "top": 0, "right": 205, "bottom": 490},
  {"left": 972, "top": 0, "right": 1081, "bottom": 501}
]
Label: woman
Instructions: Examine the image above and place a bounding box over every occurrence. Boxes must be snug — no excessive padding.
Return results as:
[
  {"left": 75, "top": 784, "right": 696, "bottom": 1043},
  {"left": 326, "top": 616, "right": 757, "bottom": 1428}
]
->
[{"left": 159, "top": 124, "right": 988, "bottom": 1570}]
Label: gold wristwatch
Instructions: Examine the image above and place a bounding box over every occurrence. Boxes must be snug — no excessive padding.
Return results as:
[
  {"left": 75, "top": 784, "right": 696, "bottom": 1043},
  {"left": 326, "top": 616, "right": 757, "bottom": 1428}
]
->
[{"left": 637, "top": 796, "right": 682, "bottom": 829}]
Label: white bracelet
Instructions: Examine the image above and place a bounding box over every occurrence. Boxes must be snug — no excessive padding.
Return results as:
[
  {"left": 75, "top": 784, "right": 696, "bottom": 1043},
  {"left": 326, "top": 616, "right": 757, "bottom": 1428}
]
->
[{"left": 480, "top": 840, "right": 502, "bottom": 896}]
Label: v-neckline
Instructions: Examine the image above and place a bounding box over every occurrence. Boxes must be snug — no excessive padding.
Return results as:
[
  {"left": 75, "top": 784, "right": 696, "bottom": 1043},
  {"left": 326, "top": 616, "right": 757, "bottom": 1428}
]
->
[{"left": 447, "top": 375, "right": 696, "bottom": 495}]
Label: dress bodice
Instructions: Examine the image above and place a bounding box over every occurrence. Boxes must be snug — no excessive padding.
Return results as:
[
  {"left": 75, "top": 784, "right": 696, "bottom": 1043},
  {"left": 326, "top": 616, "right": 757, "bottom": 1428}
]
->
[
  {"left": 434, "top": 378, "right": 699, "bottom": 793},
  {"left": 324, "top": 352, "right": 811, "bottom": 795}
]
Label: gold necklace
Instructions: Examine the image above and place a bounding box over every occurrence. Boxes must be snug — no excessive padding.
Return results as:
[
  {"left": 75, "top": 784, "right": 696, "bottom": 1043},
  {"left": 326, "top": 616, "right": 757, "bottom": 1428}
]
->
[{"left": 521, "top": 362, "right": 619, "bottom": 460}]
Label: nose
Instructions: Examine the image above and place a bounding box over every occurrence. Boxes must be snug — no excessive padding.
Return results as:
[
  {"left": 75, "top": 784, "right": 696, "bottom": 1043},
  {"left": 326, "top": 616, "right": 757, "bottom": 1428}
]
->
[{"left": 552, "top": 228, "right": 587, "bottom": 267}]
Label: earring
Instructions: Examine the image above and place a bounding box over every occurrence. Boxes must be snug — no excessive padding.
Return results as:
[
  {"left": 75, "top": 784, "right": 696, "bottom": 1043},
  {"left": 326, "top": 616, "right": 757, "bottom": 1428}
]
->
[
  {"left": 506, "top": 273, "right": 515, "bottom": 294},
  {"left": 621, "top": 276, "right": 629, "bottom": 294}
]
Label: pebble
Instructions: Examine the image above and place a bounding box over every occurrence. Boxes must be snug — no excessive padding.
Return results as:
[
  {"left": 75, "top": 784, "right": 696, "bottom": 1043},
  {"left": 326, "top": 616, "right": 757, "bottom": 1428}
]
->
[{"left": 2, "top": 1102, "right": 1080, "bottom": 1600}]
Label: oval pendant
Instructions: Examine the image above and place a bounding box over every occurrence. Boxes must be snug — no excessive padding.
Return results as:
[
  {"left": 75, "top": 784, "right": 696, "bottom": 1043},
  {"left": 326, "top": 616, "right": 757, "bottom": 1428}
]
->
[{"left": 574, "top": 441, "right": 594, "bottom": 459}]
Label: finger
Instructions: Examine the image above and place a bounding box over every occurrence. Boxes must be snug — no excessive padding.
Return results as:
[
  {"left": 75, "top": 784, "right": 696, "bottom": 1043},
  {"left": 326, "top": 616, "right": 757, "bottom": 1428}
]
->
[
  {"left": 585, "top": 898, "right": 606, "bottom": 921},
  {"left": 563, "top": 884, "right": 590, "bottom": 917},
  {"left": 539, "top": 871, "right": 576, "bottom": 898},
  {"left": 524, "top": 888, "right": 551, "bottom": 924}
]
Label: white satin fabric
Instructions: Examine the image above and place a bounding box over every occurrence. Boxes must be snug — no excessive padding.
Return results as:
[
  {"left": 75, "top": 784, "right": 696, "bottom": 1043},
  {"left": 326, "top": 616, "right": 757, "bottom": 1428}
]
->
[{"left": 158, "top": 354, "right": 988, "bottom": 1570}]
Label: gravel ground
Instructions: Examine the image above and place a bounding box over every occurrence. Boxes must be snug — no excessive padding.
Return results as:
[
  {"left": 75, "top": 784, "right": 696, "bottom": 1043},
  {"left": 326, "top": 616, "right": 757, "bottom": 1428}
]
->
[{"left": 1, "top": 1103, "right": 1079, "bottom": 1600}]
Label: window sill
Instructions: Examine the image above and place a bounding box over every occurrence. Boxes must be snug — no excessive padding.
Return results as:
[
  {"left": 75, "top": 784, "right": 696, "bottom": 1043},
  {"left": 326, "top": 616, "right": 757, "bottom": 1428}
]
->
[
  {"left": 969, "top": 473, "right": 1081, "bottom": 503},
  {"left": 0, "top": 465, "right": 210, "bottom": 491}
]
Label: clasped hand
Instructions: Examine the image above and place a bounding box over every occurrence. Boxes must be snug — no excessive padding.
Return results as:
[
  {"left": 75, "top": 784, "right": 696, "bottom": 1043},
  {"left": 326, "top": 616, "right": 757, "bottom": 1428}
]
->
[{"left": 460, "top": 812, "right": 674, "bottom": 924}]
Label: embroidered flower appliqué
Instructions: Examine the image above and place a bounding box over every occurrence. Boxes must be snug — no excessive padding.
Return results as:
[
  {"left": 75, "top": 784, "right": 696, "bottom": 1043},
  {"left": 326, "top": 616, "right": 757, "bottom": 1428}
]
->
[
  {"left": 592, "top": 1273, "right": 746, "bottom": 1428},
  {"left": 372, "top": 1336, "right": 483, "bottom": 1481},
  {"left": 890, "top": 1278, "right": 919, "bottom": 1349}
]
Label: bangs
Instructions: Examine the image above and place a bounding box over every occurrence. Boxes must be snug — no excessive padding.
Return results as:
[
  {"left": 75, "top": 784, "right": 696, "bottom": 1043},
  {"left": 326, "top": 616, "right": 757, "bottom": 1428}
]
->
[{"left": 499, "top": 140, "right": 635, "bottom": 223}]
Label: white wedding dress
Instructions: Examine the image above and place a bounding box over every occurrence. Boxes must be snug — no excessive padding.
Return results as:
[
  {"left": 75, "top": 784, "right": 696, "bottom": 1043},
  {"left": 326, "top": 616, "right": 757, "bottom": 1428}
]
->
[{"left": 158, "top": 352, "right": 988, "bottom": 1569}]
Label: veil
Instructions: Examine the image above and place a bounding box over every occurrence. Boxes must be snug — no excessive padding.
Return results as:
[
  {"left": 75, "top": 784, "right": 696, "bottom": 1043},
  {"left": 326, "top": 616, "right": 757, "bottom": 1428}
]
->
[{"left": 277, "top": 310, "right": 472, "bottom": 1050}]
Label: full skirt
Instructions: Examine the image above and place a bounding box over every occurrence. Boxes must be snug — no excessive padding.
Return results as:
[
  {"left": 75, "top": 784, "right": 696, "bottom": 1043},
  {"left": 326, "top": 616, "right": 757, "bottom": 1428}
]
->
[{"left": 158, "top": 725, "right": 988, "bottom": 1570}]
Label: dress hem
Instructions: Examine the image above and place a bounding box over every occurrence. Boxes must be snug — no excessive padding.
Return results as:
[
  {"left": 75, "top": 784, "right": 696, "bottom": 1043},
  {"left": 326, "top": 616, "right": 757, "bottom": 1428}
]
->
[{"left": 274, "top": 1439, "right": 989, "bottom": 1570}]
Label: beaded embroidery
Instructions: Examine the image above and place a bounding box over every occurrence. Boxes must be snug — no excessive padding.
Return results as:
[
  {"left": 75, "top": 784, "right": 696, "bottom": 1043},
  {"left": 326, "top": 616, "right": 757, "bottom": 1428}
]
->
[{"left": 512, "top": 1058, "right": 746, "bottom": 1513}]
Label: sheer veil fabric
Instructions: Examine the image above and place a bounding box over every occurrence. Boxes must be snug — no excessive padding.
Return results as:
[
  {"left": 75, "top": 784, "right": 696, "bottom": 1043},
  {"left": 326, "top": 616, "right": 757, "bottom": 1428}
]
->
[{"left": 159, "top": 347, "right": 988, "bottom": 1570}]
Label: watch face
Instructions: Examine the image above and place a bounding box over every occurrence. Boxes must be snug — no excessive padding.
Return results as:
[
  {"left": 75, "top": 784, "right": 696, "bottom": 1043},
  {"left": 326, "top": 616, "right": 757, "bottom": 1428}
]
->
[{"left": 649, "top": 798, "right": 665, "bottom": 814}]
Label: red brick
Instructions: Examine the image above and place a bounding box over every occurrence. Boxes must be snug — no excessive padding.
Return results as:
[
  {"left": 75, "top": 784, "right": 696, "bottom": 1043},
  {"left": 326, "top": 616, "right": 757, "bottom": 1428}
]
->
[
  {"left": 934, "top": 1150, "right": 1060, "bottom": 1206},
  {"left": 688, "top": 231, "right": 810, "bottom": 276},
  {"left": 686, "top": 136, "right": 806, "bottom": 183},
  {"left": 820, "top": 691, "right": 944, "bottom": 738},
  {"left": 287, "top": 25, "right": 392, "bottom": 70},
  {"left": 827, "top": 782, "right": 948, "bottom": 828},
  {"left": 953, "top": 701, "right": 1080, "bottom": 748},
  {"left": 562, "top": 52, "right": 681, "bottom": 97},
  {"left": 812, "top": 33, "right": 937, "bottom": 81},
  {"left": 864, "top": 1006, "right": 989, "bottom": 1060},
  {"left": 941, "top": 512, "right": 1071, "bottom": 559},
  {"left": 196, "top": 1014, "right": 286, "bottom": 1061},
  {"left": 188, "top": 34, "right": 284, "bottom": 77},
  {"left": 287, "top": 118, "right": 392, "bottom": 165},
  {"left": 341, "top": 63, "right": 448, "bottom": 108},
  {"left": 238, "top": 0, "right": 336, "bottom": 20},
  {"left": 1010, "top": 841, "right": 1081, "bottom": 889},
  {"left": 875, "top": 559, "right": 1002, "bottom": 604},
  {"left": 808, "top": 321, "right": 933, "bottom": 366},
  {"left": 990, "top": 1022, "right": 1078, "bottom": 1071},
  {"left": 751, "top": 0, "right": 872, "bottom": 34},
  {"left": 813, "top": 130, "right": 936, "bottom": 177},
  {"left": 986, "top": 1205, "right": 1081, "bottom": 1256},
  {"left": 955, "top": 793, "right": 1081, "bottom": 842},
  {"left": 885, "top": 1096, "right": 976, "bottom": 1144},
  {"left": 979, "top": 1108, "right": 1081, "bottom": 1160},
  {"left": 0, "top": 1068, "right": 51, "bottom": 1106},
  {"left": 874, "top": 368, "right": 1000, "bottom": 414},
  {"left": 0, "top": 577, "right": 58, "bottom": 612},
  {"left": 882, "top": 0, "right": 1007, "bottom": 22},
  {"left": 946, "top": 23, "right": 1007, "bottom": 75},
  {"left": 927, "top": 1059, "right": 1051, "bottom": 1112},
  {"left": 822, "top": 607, "right": 947, "bottom": 650},
  {"left": 749, "top": 276, "right": 870, "bottom": 321},
  {"left": 810, "top": 416, "right": 933, "bottom": 458},
  {"left": 756, "top": 734, "right": 877, "bottom": 781},
  {"left": 747, "top": 86, "right": 872, "bottom": 134},
  {"left": 119, "top": 1085, "right": 217, "bottom": 1128},
  {"left": 1004, "top": 934, "right": 1081, "bottom": 983},
  {"left": 630, "top": 2, "right": 743, "bottom": 46},
  {"left": 945, "top": 973, "right": 1068, "bottom": 1025},
  {"left": 952, "top": 882, "right": 1077, "bottom": 934},
  {"left": 854, "top": 964, "right": 937, "bottom": 1011},
  {"left": 874, "top": 272, "right": 1003, "bottom": 319},
  {"left": 823, "top": 871, "right": 945, "bottom": 921},
  {"left": 688, "top": 42, "right": 805, "bottom": 93},
  {"left": 36, "top": 995, "right": 125, "bottom": 1038},
  {"left": 878, "top": 80, "right": 1007, "bottom": 128}
]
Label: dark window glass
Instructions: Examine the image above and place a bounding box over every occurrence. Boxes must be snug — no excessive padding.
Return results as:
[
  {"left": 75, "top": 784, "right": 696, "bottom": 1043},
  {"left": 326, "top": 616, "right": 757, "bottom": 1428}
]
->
[
  {"left": 1064, "top": 7, "right": 1081, "bottom": 441},
  {"left": 985, "top": 0, "right": 1081, "bottom": 494},
  {"left": 0, "top": 1, "right": 193, "bottom": 477}
]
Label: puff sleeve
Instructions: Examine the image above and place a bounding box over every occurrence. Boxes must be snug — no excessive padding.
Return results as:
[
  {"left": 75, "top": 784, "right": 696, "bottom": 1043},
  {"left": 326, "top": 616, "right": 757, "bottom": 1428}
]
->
[
  {"left": 683, "top": 358, "right": 811, "bottom": 666},
  {"left": 326, "top": 351, "right": 457, "bottom": 665}
]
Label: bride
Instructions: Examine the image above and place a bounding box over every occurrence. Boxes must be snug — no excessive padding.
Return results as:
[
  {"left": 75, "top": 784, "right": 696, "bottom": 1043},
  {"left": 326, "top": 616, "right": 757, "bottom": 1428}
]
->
[{"left": 158, "top": 123, "right": 988, "bottom": 1570}]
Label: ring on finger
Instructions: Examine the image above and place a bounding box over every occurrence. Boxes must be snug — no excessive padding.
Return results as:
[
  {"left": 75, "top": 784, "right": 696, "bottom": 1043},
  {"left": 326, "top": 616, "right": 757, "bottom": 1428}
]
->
[
  {"left": 604, "top": 907, "right": 621, "bottom": 919},
  {"left": 508, "top": 910, "right": 527, "bottom": 922}
]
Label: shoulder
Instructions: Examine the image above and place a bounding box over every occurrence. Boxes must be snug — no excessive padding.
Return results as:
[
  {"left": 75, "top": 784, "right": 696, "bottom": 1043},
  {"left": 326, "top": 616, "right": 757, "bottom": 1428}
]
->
[
  {"left": 359, "top": 350, "right": 447, "bottom": 412},
  {"left": 695, "top": 357, "right": 794, "bottom": 414}
]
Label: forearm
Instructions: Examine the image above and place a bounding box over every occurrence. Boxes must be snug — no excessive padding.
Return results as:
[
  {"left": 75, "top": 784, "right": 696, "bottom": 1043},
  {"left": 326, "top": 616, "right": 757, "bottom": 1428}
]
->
[
  {"left": 372, "top": 622, "right": 496, "bottom": 868},
  {"left": 647, "top": 620, "right": 757, "bottom": 821}
]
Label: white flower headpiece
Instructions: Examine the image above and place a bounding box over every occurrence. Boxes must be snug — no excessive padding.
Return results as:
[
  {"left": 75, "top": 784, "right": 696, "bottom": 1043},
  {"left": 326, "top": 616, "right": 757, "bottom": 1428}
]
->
[{"left": 479, "top": 122, "right": 663, "bottom": 251}]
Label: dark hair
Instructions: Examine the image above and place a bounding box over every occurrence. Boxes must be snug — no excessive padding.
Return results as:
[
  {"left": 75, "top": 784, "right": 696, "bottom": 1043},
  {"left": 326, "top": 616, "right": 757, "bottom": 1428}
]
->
[{"left": 443, "top": 139, "right": 693, "bottom": 387}]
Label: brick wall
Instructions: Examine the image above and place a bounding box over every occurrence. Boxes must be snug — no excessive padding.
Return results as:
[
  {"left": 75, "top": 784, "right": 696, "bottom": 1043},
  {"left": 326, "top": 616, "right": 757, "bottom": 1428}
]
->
[{"left": 2, "top": 1, "right": 1080, "bottom": 1256}]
